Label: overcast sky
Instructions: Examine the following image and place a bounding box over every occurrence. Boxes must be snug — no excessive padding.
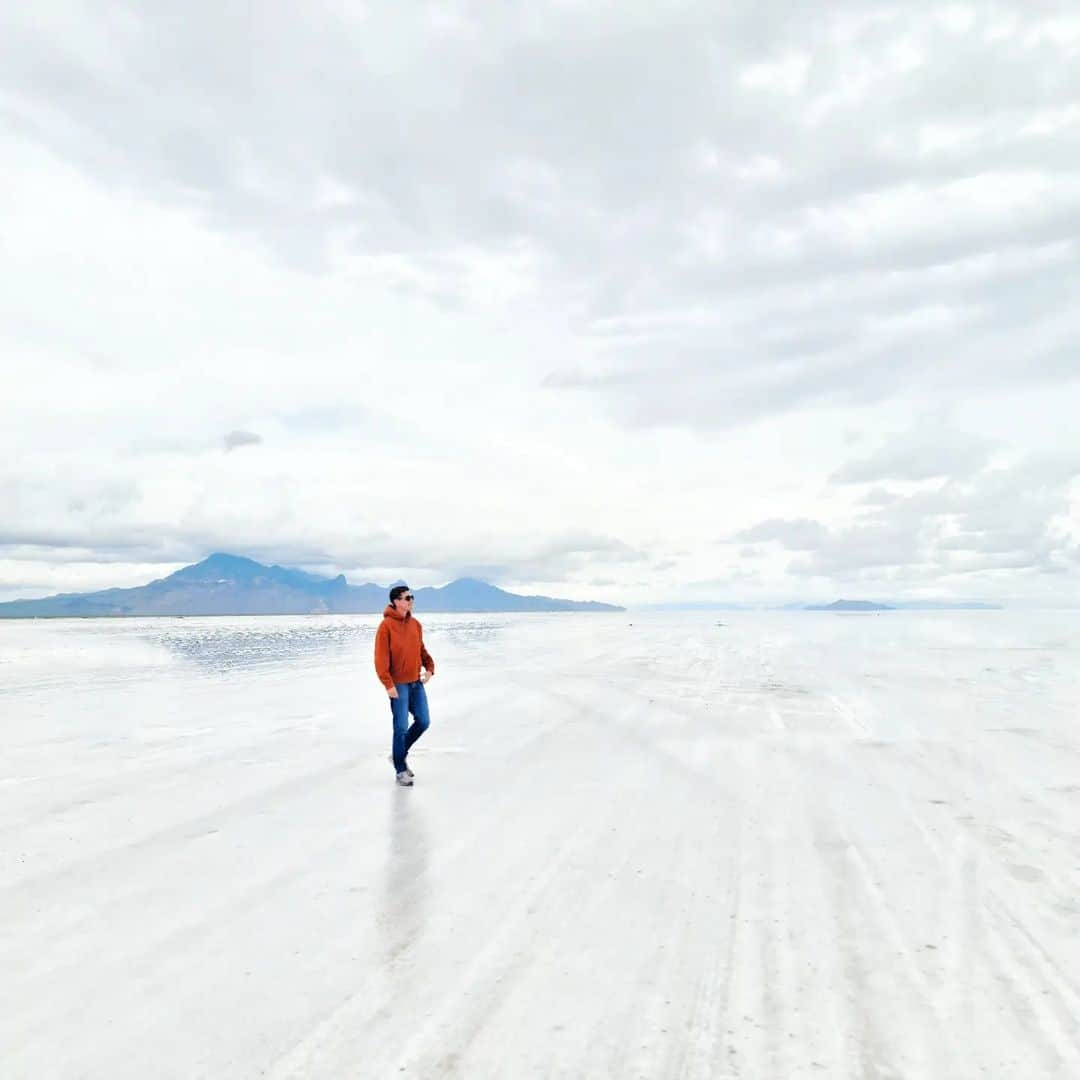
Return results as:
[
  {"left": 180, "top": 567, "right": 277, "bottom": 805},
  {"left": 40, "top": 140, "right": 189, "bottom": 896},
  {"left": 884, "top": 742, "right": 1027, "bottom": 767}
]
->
[{"left": 3, "top": 2, "right": 1079, "bottom": 606}]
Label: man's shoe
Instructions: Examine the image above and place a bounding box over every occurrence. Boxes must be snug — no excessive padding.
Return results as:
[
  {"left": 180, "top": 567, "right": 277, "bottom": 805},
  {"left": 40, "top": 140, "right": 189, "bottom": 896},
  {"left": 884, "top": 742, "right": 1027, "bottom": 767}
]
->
[
  {"left": 396, "top": 771, "right": 414, "bottom": 787},
  {"left": 389, "top": 756, "right": 415, "bottom": 778}
]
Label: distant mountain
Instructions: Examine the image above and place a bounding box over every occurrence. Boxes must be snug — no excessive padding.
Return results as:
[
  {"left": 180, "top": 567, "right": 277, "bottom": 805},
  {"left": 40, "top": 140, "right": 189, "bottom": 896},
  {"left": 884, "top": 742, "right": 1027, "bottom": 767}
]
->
[
  {"left": 0, "top": 554, "right": 623, "bottom": 617},
  {"left": 805, "top": 599, "right": 894, "bottom": 612},
  {"left": 413, "top": 577, "right": 615, "bottom": 613}
]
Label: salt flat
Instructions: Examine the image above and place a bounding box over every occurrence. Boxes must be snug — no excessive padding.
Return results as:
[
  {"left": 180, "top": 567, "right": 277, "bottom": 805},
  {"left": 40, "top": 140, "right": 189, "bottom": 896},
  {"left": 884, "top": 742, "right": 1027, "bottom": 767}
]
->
[{"left": 2, "top": 611, "right": 1079, "bottom": 1079}]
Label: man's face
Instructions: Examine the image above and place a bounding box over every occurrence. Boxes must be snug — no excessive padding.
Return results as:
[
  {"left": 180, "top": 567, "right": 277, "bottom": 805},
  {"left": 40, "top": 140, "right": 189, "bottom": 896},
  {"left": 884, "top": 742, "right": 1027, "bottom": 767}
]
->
[{"left": 394, "top": 590, "right": 415, "bottom": 613}]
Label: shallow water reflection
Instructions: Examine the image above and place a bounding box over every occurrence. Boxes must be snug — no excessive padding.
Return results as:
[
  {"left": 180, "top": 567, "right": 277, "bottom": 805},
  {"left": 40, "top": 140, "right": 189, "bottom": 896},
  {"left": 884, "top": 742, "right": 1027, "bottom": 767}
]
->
[{"left": 153, "top": 619, "right": 377, "bottom": 673}]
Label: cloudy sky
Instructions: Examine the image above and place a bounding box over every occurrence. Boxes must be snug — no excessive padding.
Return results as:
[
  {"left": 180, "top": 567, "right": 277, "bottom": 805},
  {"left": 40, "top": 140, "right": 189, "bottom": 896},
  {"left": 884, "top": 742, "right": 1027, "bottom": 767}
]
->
[{"left": 3, "top": 1, "right": 1078, "bottom": 606}]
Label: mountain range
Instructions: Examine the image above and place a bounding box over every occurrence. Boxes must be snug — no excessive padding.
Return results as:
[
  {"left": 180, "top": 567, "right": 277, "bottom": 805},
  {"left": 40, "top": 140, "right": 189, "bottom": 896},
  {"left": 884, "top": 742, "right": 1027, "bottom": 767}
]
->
[{"left": 0, "top": 554, "right": 624, "bottom": 617}]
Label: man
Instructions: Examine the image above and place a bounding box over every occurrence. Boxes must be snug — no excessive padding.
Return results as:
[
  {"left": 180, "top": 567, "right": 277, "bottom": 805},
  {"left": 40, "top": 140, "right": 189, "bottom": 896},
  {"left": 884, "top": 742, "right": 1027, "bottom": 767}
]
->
[{"left": 374, "top": 584, "right": 435, "bottom": 786}]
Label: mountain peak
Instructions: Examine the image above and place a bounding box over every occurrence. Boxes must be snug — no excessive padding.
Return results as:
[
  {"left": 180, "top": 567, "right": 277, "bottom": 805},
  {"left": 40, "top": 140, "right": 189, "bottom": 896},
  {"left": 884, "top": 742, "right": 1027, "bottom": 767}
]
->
[
  {"left": 167, "top": 553, "right": 265, "bottom": 582},
  {"left": 205, "top": 553, "right": 254, "bottom": 567},
  {"left": 440, "top": 576, "right": 500, "bottom": 590}
]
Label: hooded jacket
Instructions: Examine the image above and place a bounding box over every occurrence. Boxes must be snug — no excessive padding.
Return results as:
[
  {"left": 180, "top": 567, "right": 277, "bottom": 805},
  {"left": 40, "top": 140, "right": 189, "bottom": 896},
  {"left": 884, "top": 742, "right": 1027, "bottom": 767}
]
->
[{"left": 374, "top": 604, "right": 435, "bottom": 690}]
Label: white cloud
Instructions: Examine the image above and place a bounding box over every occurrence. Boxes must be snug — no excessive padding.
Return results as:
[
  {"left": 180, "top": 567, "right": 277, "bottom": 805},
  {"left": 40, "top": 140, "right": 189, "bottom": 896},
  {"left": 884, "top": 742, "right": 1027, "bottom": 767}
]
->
[
  {"left": 1, "top": 1, "right": 1079, "bottom": 605},
  {"left": 735, "top": 452, "right": 1080, "bottom": 599},
  {"left": 832, "top": 420, "right": 995, "bottom": 483}
]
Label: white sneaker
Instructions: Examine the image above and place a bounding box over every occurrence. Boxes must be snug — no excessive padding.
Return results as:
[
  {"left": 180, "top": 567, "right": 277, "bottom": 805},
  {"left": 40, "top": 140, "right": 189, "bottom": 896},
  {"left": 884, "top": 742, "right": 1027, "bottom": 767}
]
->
[
  {"left": 389, "top": 756, "right": 415, "bottom": 778},
  {"left": 396, "top": 771, "right": 414, "bottom": 787}
]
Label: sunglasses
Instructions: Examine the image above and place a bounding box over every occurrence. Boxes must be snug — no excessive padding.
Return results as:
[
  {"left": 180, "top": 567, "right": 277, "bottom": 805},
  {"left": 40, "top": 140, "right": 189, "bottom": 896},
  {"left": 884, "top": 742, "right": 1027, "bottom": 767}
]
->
[{"left": 400, "top": 594, "right": 414, "bottom": 601}]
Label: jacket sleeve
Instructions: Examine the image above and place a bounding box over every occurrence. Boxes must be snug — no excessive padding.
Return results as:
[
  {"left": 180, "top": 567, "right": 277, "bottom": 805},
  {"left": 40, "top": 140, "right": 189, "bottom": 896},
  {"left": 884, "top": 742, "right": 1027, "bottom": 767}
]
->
[
  {"left": 374, "top": 621, "right": 394, "bottom": 690},
  {"left": 420, "top": 628, "right": 435, "bottom": 675}
]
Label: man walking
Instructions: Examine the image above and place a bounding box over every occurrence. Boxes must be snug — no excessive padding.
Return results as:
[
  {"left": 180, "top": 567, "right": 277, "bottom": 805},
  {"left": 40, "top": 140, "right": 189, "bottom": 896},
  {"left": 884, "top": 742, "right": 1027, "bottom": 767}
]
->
[{"left": 374, "top": 585, "right": 435, "bottom": 786}]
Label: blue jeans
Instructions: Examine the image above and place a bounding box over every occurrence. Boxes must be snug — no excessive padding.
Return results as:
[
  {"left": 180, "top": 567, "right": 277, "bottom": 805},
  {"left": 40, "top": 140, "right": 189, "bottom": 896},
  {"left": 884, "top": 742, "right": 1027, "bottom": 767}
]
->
[{"left": 390, "top": 680, "right": 430, "bottom": 773}]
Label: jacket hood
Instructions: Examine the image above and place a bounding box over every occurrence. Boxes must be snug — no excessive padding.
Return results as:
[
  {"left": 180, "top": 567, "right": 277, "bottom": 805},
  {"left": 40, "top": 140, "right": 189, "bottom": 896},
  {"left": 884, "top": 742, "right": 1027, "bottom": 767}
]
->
[{"left": 383, "top": 604, "right": 410, "bottom": 621}]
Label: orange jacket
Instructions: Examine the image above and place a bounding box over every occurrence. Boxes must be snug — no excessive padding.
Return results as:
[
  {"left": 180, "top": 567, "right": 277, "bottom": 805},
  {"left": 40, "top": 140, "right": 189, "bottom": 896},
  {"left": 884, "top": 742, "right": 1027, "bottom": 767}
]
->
[{"left": 374, "top": 605, "right": 435, "bottom": 690}]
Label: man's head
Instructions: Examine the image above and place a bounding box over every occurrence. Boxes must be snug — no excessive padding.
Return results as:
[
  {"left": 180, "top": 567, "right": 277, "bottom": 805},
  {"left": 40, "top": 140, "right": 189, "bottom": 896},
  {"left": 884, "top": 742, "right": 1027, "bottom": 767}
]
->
[{"left": 389, "top": 584, "right": 414, "bottom": 613}]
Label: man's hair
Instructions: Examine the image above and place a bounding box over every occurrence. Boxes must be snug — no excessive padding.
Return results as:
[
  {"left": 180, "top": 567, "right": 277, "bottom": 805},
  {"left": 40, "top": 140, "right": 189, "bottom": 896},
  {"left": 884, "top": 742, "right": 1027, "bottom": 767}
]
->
[{"left": 389, "top": 584, "right": 411, "bottom": 603}]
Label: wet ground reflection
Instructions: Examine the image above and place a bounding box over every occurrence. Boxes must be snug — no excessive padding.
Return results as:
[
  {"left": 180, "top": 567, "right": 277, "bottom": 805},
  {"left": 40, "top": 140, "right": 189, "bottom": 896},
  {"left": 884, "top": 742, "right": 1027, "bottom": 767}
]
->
[
  {"left": 379, "top": 787, "right": 431, "bottom": 971},
  {"left": 153, "top": 620, "right": 377, "bottom": 673}
]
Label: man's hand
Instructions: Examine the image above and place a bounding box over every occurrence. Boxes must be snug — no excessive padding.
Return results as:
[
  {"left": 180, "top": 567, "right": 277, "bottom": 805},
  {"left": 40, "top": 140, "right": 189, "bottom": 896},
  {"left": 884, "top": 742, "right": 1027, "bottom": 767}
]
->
[
  {"left": 421, "top": 670, "right": 434, "bottom": 684},
  {"left": 387, "top": 686, "right": 399, "bottom": 699}
]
